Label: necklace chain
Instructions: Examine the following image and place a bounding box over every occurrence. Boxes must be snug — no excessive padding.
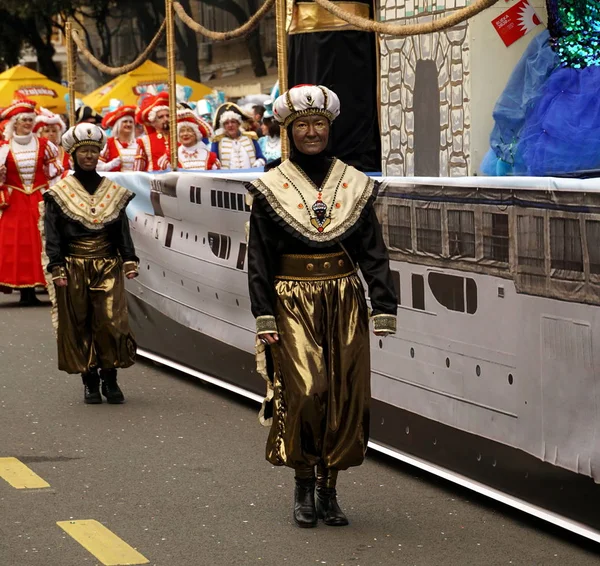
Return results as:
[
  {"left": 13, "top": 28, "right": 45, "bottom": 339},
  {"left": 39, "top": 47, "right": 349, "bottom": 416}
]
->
[{"left": 281, "top": 163, "right": 346, "bottom": 232}]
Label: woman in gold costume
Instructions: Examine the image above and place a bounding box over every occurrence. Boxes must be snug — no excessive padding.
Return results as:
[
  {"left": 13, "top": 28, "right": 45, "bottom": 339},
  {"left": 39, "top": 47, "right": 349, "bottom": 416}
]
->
[
  {"left": 247, "top": 85, "right": 397, "bottom": 528},
  {"left": 43, "top": 124, "right": 138, "bottom": 404}
]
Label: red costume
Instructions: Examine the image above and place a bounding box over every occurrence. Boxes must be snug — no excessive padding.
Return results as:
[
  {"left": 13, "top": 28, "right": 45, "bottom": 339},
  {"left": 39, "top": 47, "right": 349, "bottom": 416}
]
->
[
  {"left": 99, "top": 106, "right": 137, "bottom": 172},
  {"left": 100, "top": 137, "right": 137, "bottom": 172},
  {"left": 0, "top": 99, "right": 61, "bottom": 290},
  {"left": 134, "top": 93, "right": 171, "bottom": 171},
  {"left": 135, "top": 132, "right": 171, "bottom": 172}
]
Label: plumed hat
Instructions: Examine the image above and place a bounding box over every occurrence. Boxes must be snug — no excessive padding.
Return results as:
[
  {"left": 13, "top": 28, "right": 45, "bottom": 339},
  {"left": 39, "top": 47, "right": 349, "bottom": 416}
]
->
[
  {"left": 34, "top": 107, "right": 66, "bottom": 135},
  {"left": 102, "top": 105, "right": 137, "bottom": 130},
  {"left": 62, "top": 123, "right": 107, "bottom": 155},
  {"left": 74, "top": 105, "right": 103, "bottom": 125},
  {"left": 177, "top": 108, "right": 213, "bottom": 140},
  {"left": 139, "top": 92, "right": 169, "bottom": 125},
  {"left": 213, "top": 102, "right": 250, "bottom": 130},
  {"left": 1, "top": 98, "right": 37, "bottom": 121},
  {"left": 273, "top": 85, "right": 340, "bottom": 127},
  {"left": 1, "top": 98, "right": 38, "bottom": 140}
]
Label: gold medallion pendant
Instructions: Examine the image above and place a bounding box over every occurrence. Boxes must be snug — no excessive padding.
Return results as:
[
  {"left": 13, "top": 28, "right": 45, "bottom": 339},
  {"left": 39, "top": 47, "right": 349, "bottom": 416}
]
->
[{"left": 310, "top": 191, "right": 331, "bottom": 232}]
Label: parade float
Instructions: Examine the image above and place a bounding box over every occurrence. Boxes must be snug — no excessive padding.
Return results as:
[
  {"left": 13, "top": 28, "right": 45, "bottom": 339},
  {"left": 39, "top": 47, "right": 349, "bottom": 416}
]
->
[{"left": 61, "top": 0, "right": 600, "bottom": 541}]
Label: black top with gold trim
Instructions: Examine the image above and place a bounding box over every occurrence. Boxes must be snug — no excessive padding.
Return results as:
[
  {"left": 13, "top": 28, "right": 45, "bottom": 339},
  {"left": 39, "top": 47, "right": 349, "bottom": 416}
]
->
[
  {"left": 43, "top": 175, "right": 138, "bottom": 274},
  {"left": 247, "top": 156, "right": 397, "bottom": 321}
]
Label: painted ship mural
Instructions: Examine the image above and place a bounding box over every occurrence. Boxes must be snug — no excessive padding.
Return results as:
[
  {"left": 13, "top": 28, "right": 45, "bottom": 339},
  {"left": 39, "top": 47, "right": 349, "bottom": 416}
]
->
[
  {"left": 103, "top": 0, "right": 600, "bottom": 541},
  {"left": 110, "top": 168, "right": 600, "bottom": 542}
]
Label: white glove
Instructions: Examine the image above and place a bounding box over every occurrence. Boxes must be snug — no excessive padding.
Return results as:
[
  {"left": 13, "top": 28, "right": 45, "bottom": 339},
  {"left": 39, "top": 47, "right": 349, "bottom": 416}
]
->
[{"left": 96, "top": 157, "right": 122, "bottom": 171}]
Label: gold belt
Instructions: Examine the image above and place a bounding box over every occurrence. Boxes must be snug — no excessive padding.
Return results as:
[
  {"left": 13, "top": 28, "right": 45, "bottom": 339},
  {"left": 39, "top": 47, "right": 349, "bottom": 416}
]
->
[
  {"left": 67, "top": 233, "right": 115, "bottom": 258},
  {"left": 275, "top": 251, "right": 356, "bottom": 281},
  {"left": 289, "top": 1, "right": 370, "bottom": 34}
]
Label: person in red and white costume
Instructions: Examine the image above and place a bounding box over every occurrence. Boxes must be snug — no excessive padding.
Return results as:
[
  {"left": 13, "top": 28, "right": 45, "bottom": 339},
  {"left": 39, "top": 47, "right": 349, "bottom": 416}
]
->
[
  {"left": 98, "top": 105, "right": 137, "bottom": 172},
  {"left": 177, "top": 108, "right": 220, "bottom": 170},
  {"left": 34, "top": 107, "right": 71, "bottom": 176},
  {"left": 0, "top": 98, "right": 62, "bottom": 305},
  {"left": 134, "top": 92, "right": 171, "bottom": 171}
]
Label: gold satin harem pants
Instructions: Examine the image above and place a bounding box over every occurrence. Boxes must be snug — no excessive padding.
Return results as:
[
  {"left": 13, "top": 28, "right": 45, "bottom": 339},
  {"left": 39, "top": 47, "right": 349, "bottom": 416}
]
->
[
  {"left": 266, "top": 252, "right": 371, "bottom": 471},
  {"left": 55, "top": 236, "right": 136, "bottom": 374}
]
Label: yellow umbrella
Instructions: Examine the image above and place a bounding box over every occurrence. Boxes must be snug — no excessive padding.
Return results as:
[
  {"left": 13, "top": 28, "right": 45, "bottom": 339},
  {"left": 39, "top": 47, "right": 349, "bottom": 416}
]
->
[
  {"left": 0, "top": 65, "right": 80, "bottom": 114},
  {"left": 82, "top": 60, "right": 212, "bottom": 114}
]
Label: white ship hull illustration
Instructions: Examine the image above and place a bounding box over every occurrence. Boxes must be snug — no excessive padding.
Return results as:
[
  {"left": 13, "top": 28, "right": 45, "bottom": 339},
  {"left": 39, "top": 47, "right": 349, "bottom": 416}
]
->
[{"left": 109, "top": 170, "right": 600, "bottom": 541}]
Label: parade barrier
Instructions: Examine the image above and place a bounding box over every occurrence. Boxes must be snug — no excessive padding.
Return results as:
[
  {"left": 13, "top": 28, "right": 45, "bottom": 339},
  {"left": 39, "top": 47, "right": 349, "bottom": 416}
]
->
[{"left": 111, "top": 168, "right": 600, "bottom": 541}]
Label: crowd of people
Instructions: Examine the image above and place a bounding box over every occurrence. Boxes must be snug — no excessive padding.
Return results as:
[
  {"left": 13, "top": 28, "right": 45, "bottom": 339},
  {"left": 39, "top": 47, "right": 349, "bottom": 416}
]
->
[{"left": 0, "top": 91, "right": 281, "bottom": 305}]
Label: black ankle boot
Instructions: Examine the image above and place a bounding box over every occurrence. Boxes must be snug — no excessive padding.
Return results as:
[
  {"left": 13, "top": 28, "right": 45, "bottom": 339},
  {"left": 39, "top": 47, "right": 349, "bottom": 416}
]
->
[
  {"left": 19, "top": 288, "right": 42, "bottom": 306},
  {"left": 82, "top": 371, "right": 102, "bottom": 404},
  {"left": 294, "top": 478, "right": 317, "bottom": 528},
  {"left": 316, "top": 487, "right": 349, "bottom": 526},
  {"left": 100, "top": 369, "right": 125, "bottom": 404}
]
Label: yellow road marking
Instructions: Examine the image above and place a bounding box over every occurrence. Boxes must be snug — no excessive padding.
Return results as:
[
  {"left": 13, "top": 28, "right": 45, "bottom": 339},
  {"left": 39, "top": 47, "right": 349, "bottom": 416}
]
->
[
  {"left": 57, "top": 520, "right": 149, "bottom": 565},
  {"left": 0, "top": 457, "right": 50, "bottom": 489}
]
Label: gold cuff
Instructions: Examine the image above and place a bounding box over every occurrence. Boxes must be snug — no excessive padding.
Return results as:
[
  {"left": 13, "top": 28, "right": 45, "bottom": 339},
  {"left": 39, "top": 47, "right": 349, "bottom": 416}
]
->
[
  {"left": 51, "top": 266, "right": 67, "bottom": 281},
  {"left": 256, "top": 315, "right": 277, "bottom": 335},
  {"left": 372, "top": 314, "right": 396, "bottom": 334},
  {"left": 123, "top": 261, "right": 139, "bottom": 277}
]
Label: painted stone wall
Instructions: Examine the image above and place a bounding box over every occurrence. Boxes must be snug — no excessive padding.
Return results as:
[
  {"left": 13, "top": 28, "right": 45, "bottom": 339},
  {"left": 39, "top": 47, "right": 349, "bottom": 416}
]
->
[{"left": 380, "top": 1, "right": 472, "bottom": 176}]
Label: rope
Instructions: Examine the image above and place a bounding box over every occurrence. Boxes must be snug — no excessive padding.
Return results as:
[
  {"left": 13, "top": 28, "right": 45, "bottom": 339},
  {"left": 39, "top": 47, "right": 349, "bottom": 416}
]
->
[
  {"left": 312, "top": 0, "right": 501, "bottom": 36},
  {"left": 173, "top": 0, "right": 275, "bottom": 41},
  {"left": 71, "top": 21, "right": 166, "bottom": 76}
]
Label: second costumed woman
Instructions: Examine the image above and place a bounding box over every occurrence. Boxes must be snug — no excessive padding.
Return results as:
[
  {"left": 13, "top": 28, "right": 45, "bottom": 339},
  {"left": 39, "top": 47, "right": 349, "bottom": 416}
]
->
[
  {"left": 247, "top": 85, "right": 397, "bottom": 528},
  {"left": 43, "top": 124, "right": 139, "bottom": 404}
]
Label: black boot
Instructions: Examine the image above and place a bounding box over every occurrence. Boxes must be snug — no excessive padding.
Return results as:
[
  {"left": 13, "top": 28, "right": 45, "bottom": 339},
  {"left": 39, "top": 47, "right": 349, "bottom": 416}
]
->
[
  {"left": 293, "top": 477, "right": 318, "bottom": 528},
  {"left": 19, "top": 288, "right": 42, "bottom": 306},
  {"left": 316, "top": 487, "right": 349, "bottom": 526},
  {"left": 316, "top": 466, "right": 349, "bottom": 526},
  {"left": 100, "top": 369, "right": 125, "bottom": 404},
  {"left": 82, "top": 371, "right": 102, "bottom": 404}
]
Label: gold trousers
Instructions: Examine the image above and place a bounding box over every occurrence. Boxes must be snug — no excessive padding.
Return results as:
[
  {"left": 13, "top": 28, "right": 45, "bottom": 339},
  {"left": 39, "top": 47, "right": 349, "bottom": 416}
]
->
[
  {"left": 266, "top": 253, "right": 371, "bottom": 471},
  {"left": 55, "top": 236, "right": 136, "bottom": 374}
]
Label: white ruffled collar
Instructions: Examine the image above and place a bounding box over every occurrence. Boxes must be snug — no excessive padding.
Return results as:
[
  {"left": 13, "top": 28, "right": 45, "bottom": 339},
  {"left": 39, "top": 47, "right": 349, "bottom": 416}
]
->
[{"left": 12, "top": 133, "right": 34, "bottom": 145}]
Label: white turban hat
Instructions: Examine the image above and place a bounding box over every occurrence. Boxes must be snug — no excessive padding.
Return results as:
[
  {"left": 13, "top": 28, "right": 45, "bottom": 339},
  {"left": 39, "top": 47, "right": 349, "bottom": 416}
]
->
[
  {"left": 272, "top": 85, "right": 340, "bottom": 128},
  {"left": 61, "top": 123, "right": 107, "bottom": 155}
]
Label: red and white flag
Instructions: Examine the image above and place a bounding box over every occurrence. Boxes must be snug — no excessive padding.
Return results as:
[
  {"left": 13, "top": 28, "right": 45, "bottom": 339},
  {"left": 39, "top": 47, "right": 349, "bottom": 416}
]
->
[{"left": 492, "top": 0, "right": 542, "bottom": 47}]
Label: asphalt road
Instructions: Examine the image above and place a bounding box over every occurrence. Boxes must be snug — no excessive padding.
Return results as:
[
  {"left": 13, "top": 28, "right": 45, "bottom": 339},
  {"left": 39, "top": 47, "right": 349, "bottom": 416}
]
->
[{"left": 1, "top": 291, "right": 599, "bottom": 566}]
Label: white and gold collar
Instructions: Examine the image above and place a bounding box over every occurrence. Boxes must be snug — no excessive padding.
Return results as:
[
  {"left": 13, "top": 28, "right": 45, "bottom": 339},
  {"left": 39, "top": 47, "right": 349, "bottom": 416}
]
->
[
  {"left": 251, "top": 158, "right": 374, "bottom": 243},
  {"left": 46, "top": 176, "right": 133, "bottom": 230}
]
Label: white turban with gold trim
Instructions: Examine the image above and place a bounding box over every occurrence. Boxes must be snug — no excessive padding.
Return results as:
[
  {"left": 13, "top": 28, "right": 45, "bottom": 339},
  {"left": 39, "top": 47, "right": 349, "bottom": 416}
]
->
[
  {"left": 62, "top": 124, "right": 107, "bottom": 155},
  {"left": 272, "top": 85, "right": 340, "bottom": 128}
]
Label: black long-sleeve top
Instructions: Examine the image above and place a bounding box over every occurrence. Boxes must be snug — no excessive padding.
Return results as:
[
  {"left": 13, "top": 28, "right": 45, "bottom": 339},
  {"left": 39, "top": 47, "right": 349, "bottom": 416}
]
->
[
  {"left": 44, "top": 199, "right": 138, "bottom": 273},
  {"left": 43, "top": 169, "right": 138, "bottom": 273},
  {"left": 247, "top": 164, "right": 397, "bottom": 320}
]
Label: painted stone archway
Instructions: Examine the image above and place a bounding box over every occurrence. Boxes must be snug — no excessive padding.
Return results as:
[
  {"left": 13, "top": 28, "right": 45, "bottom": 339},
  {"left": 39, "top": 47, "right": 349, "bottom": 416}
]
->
[{"left": 380, "top": 18, "right": 471, "bottom": 177}]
